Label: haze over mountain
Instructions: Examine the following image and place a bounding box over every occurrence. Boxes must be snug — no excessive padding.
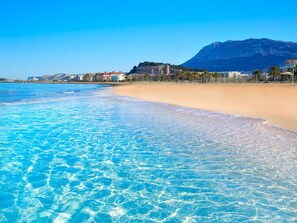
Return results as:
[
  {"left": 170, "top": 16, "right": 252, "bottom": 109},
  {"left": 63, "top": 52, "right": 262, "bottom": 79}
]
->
[{"left": 182, "top": 38, "right": 297, "bottom": 72}]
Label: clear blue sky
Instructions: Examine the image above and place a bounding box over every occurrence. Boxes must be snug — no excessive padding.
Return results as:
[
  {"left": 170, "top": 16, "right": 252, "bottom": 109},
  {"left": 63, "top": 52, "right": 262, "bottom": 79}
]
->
[{"left": 1, "top": 0, "right": 297, "bottom": 79}]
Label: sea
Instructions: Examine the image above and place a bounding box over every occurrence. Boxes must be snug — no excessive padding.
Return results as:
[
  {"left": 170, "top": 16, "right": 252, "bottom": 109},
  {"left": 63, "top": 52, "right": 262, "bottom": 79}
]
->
[{"left": 0, "top": 83, "right": 297, "bottom": 222}]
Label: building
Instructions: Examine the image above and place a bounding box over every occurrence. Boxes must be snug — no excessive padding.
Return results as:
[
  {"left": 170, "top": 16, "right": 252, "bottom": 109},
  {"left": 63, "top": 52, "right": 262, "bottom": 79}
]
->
[
  {"left": 27, "top": 76, "right": 40, "bottom": 81},
  {"left": 0, "top": 78, "right": 13, "bottom": 82},
  {"left": 280, "top": 69, "right": 293, "bottom": 80},
  {"left": 93, "top": 73, "right": 101, "bottom": 82},
  {"left": 62, "top": 74, "right": 75, "bottom": 82},
  {"left": 111, "top": 72, "right": 125, "bottom": 82},
  {"left": 83, "top": 73, "right": 95, "bottom": 82},
  {"left": 286, "top": 60, "right": 297, "bottom": 68},
  {"left": 96, "top": 72, "right": 112, "bottom": 82},
  {"left": 135, "top": 64, "right": 171, "bottom": 76},
  {"left": 93, "top": 71, "right": 124, "bottom": 82},
  {"left": 281, "top": 71, "right": 293, "bottom": 76},
  {"left": 221, "top": 71, "right": 242, "bottom": 78},
  {"left": 73, "top": 74, "right": 84, "bottom": 82}
]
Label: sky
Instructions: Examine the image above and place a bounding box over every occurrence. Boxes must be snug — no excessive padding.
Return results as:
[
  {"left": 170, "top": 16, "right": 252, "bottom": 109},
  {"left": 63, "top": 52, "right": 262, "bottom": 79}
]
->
[{"left": 0, "top": 0, "right": 297, "bottom": 79}]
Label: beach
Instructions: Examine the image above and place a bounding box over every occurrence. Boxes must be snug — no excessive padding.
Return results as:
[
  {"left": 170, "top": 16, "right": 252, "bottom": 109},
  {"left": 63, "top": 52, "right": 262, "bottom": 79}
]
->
[{"left": 116, "top": 83, "right": 297, "bottom": 132}]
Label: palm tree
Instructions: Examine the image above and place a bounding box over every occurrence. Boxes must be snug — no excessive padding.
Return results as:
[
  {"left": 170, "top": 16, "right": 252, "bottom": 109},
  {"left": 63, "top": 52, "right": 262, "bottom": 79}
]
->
[
  {"left": 207, "top": 71, "right": 212, "bottom": 83},
  {"left": 268, "top": 66, "right": 281, "bottom": 81},
  {"left": 186, "top": 72, "right": 197, "bottom": 82},
  {"left": 125, "top": 75, "right": 131, "bottom": 82},
  {"left": 193, "top": 72, "right": 201, "bottom": 83},
  {"left": 185, "top": 72, "right": 192, "bottom": 82},
  {"left": 202, "top": 71, "right": 210, "bottom": 83},
  {"left": 173, "top": 71, "right": 184, "bottom": 82},
  {"left": 144, "top": 73, "right": 150, "bottom": 81},
  {"left": 212, "top": 72, "right": 221, "bottom": 83},
  {"left": 252, "top": 70, "right": 263, "bottom": 83},
  {"left": 165, "top": 74, "right": 171, "bottom": 82},
  {"left": 293, "top": 65, "right": 297, "bottom": 81}
]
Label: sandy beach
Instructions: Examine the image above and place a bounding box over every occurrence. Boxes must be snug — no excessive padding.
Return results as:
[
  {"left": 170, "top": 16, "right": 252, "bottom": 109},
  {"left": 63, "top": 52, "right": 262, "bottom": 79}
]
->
[{"left": 116, "top": 83, "right": 297, "bottom": 132}]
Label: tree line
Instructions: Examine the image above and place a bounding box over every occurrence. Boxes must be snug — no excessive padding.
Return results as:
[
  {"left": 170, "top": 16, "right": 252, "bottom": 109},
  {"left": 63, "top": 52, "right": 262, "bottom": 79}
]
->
[
  {"left": 253, "top": 65, "right": 297, "bottom": 82},
  {"left": 125, "top": 71, "right": 222, "bottom": 83},
  {"left": 126, "top": 65, "right": 297, "bottom": 83}
]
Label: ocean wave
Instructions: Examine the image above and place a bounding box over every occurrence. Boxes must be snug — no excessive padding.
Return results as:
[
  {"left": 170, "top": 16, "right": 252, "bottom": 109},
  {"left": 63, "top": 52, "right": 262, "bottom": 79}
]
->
[
  {"left": 0, "top": 84, "right": 110, "bottom": 105},
  {"left": 0, "top": 92, "right": 107, "bottom": 106}
]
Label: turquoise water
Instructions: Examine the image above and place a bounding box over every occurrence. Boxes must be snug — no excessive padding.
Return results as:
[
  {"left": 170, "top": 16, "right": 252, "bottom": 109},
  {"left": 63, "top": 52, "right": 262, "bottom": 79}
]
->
[{"left": 0, "top": 83, "right": 297, "bottom": 222}]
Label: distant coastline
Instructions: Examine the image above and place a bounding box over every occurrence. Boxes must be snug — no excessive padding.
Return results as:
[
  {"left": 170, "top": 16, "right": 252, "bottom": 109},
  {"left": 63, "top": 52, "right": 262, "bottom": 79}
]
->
[{"left": 0, "top": 81, "right": 124, "bottom": 86}]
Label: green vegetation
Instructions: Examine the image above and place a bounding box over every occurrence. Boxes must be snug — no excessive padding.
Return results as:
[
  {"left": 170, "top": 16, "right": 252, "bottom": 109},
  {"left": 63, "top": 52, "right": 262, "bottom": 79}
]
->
[
  {"left": 144, "top": 74, "right": 150, "bottom": 81},
  {"left": 170, "top": 65, "right": 205, "bottom": 72},
  {"left": 129, "top": 71, "right": 222, "bottom": 83},
  {"left": 127, "top": 63, "right": 296, "bottom": 84},
  {"left": 252, "top": 70, "right": 263, "bottom": 82},
  {"left": 138, "top": 62, "right": 165, "bottom": 66},
  {"left": 268, "top": 66, "right": 281, "bottom": 81}
]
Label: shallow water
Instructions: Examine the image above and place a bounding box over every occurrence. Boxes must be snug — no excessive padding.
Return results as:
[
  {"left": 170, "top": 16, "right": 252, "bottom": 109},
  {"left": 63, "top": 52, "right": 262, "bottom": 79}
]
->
[{"left": 0, "top": 83, "right": 297, "bottom": 222}]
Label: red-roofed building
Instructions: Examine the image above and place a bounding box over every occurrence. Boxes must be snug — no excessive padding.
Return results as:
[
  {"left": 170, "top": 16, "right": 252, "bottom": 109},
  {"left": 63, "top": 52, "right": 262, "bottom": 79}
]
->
[{"left": 286, "top": 60, "right": 297, "bottom": 67}]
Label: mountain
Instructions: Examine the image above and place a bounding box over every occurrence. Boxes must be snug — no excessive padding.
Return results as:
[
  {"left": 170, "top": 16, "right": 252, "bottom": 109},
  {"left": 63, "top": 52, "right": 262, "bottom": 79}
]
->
[{"left": 182, "top": 38, "right": 297, "bottom": 72}]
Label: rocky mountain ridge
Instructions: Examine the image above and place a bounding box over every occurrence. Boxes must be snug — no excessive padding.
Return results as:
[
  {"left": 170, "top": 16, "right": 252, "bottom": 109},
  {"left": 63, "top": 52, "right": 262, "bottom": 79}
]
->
[{"left": 182, "top": 38, "right": 297, "bottom": 71}]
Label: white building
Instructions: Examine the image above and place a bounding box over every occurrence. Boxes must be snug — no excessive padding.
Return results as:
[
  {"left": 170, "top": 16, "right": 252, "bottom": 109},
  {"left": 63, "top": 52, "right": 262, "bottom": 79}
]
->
[
  {"left": 74, "top": 74, "right": 84, "bottom": 81},
  {"left": 111, "top": 73, "right": 125, "bottom": 82},
  {"left": 286, "top": 60, "right": 297, "bottom": 68},
  {"left": 221, "top": 71, "right": 242, "bottom": 78},
  {"left": 27, "top": 76, "right": 40, "bottom": 81}
]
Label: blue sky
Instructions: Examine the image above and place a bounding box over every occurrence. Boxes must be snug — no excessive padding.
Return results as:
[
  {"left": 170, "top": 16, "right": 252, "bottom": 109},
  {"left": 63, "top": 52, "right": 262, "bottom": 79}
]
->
[{"left": 1, "top": 0, "right": 297, "bottom": 79}]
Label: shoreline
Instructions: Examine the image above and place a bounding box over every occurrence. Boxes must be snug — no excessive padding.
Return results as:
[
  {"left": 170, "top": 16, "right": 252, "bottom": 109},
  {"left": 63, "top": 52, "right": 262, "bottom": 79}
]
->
[
  {"left": 115, "top": 83, "right": 297, "bottom": 133},
  {"left": 0, "top": 81, "right": 125, "bottom": 86}
]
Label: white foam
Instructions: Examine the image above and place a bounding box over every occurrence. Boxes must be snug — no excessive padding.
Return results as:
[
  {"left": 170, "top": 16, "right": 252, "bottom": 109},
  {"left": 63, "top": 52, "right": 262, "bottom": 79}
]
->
[
  {"left": 109, "top": 207, "right": 126, "bottom": 218},
  {"left": 53, "top": 213, "right": 71, "bottom": 223},
  {"left": 104, "top": 160, "right": 114, "bottom": 165},
  {"left": 183, "top": 216, "right": 196, "bottom": 223},
  {"left": 27, "top": 165, "right": 33, "bottom": 172}
]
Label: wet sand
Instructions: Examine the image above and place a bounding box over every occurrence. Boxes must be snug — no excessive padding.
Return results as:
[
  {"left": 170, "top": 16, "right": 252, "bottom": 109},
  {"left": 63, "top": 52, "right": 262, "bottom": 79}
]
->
[{"left": 116, "top": 83, "right": 297, "bottom": 132}]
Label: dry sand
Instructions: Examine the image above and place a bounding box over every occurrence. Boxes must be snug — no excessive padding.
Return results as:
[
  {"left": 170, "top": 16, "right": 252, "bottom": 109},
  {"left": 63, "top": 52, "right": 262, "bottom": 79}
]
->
[{"left": 116, "top": 83, "right": 297, "bottom": 133}]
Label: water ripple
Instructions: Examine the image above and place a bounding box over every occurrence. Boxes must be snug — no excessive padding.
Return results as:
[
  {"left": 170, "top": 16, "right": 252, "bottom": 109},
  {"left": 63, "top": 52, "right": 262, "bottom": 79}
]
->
[{"left": 0, "top": 85, "right": 297, "bottom": 222}]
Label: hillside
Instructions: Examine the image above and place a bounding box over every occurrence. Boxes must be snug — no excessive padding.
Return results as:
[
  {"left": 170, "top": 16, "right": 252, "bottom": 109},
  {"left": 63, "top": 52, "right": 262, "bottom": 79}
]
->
[{"left": 182, "top": 38, "right": 297, "bottom": 71}]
